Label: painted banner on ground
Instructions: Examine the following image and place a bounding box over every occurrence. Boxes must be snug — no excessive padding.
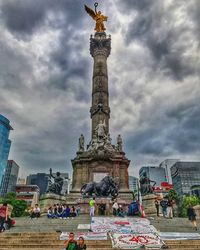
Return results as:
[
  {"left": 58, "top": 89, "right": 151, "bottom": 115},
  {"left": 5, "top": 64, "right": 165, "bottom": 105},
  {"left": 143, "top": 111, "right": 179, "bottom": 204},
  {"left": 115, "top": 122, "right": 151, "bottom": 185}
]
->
[
  {"left": 91, "top": 217, "right": 157, "bottom": 234},
  {"left": 110, "top": 233, "right": 165, "bottom": 249},
  {"left": 77, "top": 224, "right": 91, "bottom": 230},
  {"left": 60, "top": 232, "right": 107, "bottom": 241},
  {"left": 159, "top": 232, "right": 200, "bottom": 240}
]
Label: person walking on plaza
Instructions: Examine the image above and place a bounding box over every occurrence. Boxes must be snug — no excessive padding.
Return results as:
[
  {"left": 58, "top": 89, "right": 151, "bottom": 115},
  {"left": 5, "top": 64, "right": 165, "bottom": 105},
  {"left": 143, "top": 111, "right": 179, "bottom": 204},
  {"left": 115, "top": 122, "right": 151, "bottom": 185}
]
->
[
  {"left": 89, "top": 197, "right": 96, "bottom": 217},
  {"left": 160, "top": 197, "right": 168, "bottom": 218},
  {"left": 64, "top": 232, "right": 77, "bottom": 250},
  {"left": 0, "top": 203, "right": 8, "bottom": 232},
  {"left": 167, "top": 198, "right": 173, "bottom": 219},
  {"left": 187, "top": 205, "right": 197, "bottom": 230},
  {"left": 154, "top": 199, "right": 160, "bottom": 217}
]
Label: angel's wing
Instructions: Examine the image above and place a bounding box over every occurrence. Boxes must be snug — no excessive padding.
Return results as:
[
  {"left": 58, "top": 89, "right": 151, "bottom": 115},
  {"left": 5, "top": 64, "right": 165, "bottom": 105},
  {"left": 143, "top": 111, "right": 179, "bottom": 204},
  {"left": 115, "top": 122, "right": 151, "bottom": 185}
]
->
[{"left": 84, "top": 5, "right": 96, "bottom": 20}]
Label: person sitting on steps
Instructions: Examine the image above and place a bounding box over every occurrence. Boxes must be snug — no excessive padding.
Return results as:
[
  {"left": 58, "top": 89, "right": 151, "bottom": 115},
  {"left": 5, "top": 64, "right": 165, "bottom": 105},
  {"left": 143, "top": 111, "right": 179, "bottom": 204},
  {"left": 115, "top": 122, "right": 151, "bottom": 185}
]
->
[{"left": 30, "top": 204, "right": 40, "bottom": 219}]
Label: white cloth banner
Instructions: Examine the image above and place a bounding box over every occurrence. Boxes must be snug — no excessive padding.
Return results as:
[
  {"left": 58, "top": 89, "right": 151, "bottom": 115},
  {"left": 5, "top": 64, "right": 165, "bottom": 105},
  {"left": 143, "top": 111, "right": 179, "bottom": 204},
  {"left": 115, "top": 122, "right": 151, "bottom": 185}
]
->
[
  {"left": 77, "top": 224, "right": 91, "bottom": 230},
  {"left": 60, "top": 232, "right": 107, "bottom": 241},
  {"left": 91, "top": 217, "right": 157, "bottom": 234},
  {"left": 110, "top": 233, "right": 165, "bottom": 249},
  {"left": 159, "top": 232, "right": 200, "bottom": 240}
]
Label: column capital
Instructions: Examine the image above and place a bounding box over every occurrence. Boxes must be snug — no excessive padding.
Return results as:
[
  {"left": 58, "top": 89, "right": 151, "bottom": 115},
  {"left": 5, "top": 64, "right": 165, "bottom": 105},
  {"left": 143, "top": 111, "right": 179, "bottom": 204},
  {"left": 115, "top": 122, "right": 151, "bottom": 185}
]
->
[{"left": 90, "top": 32, "right": 111, "bottom": 58}]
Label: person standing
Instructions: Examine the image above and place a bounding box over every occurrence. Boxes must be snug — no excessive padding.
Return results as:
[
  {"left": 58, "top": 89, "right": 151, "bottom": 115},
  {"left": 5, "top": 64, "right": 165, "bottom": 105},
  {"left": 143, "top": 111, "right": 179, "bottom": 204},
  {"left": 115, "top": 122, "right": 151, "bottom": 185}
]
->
[
  {"left": 187, "top": 205, "right": 197, "bottom": 230},
  {"left": 167, "top": 199, "right": 173, "bottom": 219},
  {"left": 155, "top": 199, "right": 160, "bottom": 217},
  {"left": 89, "top": 197, "right": 96, "bottom": 217},
  {"left": 0, "top": 203, "right": 8, "bottom": 232},
  {"left": 160, "top": 197, "right": 168, "bottom": 218}
]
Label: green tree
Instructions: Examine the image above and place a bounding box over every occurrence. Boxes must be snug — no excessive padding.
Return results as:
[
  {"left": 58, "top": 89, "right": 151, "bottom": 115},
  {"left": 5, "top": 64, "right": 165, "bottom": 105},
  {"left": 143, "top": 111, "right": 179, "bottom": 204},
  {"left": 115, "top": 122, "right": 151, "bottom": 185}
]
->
[
  {"left": 168, "top": 189, "right": 179, "bottom": 202},
  {"left": 179, "top": 195, "right": 199, "bottom": 217},
  {"left": 0, "top": 192, "right": 27, "bottom": 217},
  {"left": 4, "top": 192, "right": 16, "bottom": 200}
]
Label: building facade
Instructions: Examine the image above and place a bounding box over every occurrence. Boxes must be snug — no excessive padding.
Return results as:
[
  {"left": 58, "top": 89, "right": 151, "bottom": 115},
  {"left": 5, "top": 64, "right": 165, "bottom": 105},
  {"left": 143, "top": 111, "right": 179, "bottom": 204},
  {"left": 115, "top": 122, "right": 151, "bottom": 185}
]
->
[
  {"left": 0, "top": 160, "right": 19, "bottom": 196},
  {"left": 17, "top": 178, "right": 26, "bottom": 185},
  {"left": 15, "top": 184, "right": 40, "bottom": 207},
  {"left": 129, "top": 176, "right": 138, "bottom": 191},
  {"left": 191, "top": 185, "right": 200, "bottom": 198},
  {"left": 139, "top": 166, "right": 167, "bottom": 187},
  {"left": 26, "top": 173, "right": 49, "bottom": 195},
  {"left": 171, "top": 162, "right": 200, "bottom": 196},
  {"left": 159, "top": 159, "right": 179, "bottom": 184},
  {"left": 0, "top": 115, "right": 13, "bottom": 189}
]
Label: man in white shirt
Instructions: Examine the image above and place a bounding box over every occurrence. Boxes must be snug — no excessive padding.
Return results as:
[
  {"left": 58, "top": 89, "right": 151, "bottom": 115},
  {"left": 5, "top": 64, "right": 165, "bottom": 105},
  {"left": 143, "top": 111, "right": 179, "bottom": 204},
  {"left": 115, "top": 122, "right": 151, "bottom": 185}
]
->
[
  {"left": 31, "top": 204, "right": 41, "bottom": 218},
  {"left": 112, "top": 201, "right": 119, "bottom": 216}
]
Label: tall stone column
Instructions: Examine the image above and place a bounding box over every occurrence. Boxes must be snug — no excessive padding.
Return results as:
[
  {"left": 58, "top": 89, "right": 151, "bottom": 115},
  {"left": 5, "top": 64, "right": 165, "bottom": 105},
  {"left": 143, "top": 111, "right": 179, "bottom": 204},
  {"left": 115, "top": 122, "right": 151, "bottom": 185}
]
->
[{"left": 90, "top": 32, "right": 111, "bottom": 138}]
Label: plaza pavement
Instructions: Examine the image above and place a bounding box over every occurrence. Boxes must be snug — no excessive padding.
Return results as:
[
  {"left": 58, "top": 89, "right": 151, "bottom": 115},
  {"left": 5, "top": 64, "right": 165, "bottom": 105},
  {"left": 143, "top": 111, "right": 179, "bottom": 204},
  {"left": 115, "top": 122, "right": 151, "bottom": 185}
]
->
[{"left": 6, "top": 214, "right": 200, "bottom": 233}]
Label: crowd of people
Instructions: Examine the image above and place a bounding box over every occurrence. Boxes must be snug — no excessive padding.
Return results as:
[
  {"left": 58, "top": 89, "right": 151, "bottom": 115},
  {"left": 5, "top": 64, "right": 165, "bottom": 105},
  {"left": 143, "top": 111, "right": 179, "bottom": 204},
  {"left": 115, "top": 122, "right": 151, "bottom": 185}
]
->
[
  {"left": 155, "top": 197, "right": 198, "bottom": 230},
  {"left": 47, "top": 204, "right": 80, "bottom": 219},
  {"left": 155, "top": 197, "right": 174, "bottom": 219}
]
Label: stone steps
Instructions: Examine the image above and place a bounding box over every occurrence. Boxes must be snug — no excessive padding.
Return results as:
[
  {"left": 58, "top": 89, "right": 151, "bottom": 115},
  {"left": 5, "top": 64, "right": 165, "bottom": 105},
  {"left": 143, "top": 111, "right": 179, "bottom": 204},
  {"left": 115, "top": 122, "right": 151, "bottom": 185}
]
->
[{"left": 1, "top": 233, "right": 200, "bottom": 249}]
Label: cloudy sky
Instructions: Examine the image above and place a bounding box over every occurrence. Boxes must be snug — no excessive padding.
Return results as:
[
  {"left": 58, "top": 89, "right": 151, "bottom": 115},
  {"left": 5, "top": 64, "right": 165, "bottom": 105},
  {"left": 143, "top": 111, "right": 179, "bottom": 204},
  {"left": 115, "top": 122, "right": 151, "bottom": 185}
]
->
[{"left": 0, "top": 0, "right": 200, "bottom": 179}]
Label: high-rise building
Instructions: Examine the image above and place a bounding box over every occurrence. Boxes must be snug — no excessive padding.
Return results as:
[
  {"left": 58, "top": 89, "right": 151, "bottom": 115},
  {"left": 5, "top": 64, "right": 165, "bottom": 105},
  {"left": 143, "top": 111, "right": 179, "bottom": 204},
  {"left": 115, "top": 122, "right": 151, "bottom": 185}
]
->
[
  {"left": 0, "top": 160, "right": 19, "bottom": 195},
  {"left": 129, "top": 176, "right": 138, "bottom": 191},
  {"left": 26, "top": 173, "right": 49, "bottom": 195},
  {"left": 171, "top": 162, "right": 200, "bottom": 196},
  {"left": 0, "top": 115, "right": 13, "bottom": 188},
  {"left": 139, "top": 166, "right": 167, "bottom": 187},
  {"left": 159, "top": 159, "right": 179, "bottom": 184}
]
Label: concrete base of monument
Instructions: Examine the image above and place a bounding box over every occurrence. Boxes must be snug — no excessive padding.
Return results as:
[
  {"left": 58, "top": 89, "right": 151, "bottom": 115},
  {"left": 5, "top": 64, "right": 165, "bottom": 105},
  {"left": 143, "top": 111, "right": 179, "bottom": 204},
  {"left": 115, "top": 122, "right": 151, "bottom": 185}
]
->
[
  {"left": 77, "top": 196, "right": 132, "bottom": 215},
  {"left": 39, "top": 193, "right": 67, "bottom": 213},
  {"left": 118, "top": 189, "right": 133, "bottom": 200},
  {"left": 142, "top": 194, "right": 157, "bottom": 216}
]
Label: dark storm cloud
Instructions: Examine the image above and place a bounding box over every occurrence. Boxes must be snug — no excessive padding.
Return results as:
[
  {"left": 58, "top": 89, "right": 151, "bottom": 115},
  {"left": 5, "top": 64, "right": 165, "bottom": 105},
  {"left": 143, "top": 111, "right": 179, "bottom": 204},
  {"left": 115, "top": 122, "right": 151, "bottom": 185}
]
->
[
  {"left": 122, "top": 0, "right": 196, "bottom": 81},
  {"left": 0, "top": 0, "right": 86, "bottom": 36},
  {"left": 0, "top": 0, "right": 199, "bottom": 178}
]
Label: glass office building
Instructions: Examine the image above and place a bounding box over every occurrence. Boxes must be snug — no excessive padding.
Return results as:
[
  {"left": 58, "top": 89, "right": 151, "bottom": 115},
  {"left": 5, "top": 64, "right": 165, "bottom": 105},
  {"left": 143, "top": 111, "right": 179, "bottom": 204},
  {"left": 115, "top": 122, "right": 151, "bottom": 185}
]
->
[
  {"left": 171, "top": 162, "right": 200, "bottom": 195},
  {"left": 0, "top": 115, "right": 13, "bottom": 190},
  {"left": 0, "top": 160, "right": 19, "bottom": 196},
  {"left": 139, "top": 166, "right": 167, "bottom": 186}
]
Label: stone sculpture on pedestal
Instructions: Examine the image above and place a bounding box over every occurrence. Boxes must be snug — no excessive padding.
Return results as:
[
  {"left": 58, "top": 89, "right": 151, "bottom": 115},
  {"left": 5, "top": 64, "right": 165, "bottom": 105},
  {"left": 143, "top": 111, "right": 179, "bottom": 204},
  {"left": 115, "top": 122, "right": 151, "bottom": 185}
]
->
[
  {"left": 79, "top": 134, "right": 85, "bottom": 151},
  {"left": 116, "top": 134, "right": 123, "bottom": 151},
  {"left": 47, "top": 168, "right": 64, "bottom": 195},
  {"left": 81, "top": 175, "right": 118, "bottom": 198},
  {"left": 139, "top": 173, "right": 156, "bottom": 196}
]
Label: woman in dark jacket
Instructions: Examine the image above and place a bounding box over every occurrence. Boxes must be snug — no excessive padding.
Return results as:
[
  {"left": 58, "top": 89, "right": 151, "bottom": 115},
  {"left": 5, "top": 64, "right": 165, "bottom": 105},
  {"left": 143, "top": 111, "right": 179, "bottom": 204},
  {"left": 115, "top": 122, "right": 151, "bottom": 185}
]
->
[
  {"left": 76, "top": 236, "right": 86, "bottom": 250},
  {"left": 187, "top": 205, "right": 197, "bottom": 230}
]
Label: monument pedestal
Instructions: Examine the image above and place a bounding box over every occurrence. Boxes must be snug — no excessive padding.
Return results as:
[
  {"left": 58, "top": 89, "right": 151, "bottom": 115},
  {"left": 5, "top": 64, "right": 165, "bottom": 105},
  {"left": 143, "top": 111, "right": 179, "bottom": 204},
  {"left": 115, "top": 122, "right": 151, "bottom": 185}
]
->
[
  {"left": 77, "top": 196, "right": 133, "bottom": 215},
  {"left": 70, "top": 150, "right": 132, "bottom": 200},
  {"left": 142, "top": 194, "right": 157, "bottom": 216},
  {"left": 39, "top": 193, "right": 66, "bottom": 213}
]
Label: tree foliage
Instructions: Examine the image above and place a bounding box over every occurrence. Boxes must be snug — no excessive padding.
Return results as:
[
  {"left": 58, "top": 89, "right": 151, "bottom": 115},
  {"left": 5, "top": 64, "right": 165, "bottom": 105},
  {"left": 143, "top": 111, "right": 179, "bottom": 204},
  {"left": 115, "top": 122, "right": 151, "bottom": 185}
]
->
[
  {"left": 0, "top": 192, "right": 27, "bottom": 217},
  {"left": 178, "top": 195, "right": 200, "bottom": 217},
  {"left": 168, "top": 189, "right": 179, "bottom": 202}
]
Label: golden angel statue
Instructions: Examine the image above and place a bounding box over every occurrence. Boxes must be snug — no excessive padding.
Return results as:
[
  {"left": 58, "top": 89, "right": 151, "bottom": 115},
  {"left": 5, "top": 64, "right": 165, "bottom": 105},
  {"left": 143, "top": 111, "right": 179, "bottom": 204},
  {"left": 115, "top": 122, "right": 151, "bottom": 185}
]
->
[{"left": 85, "top": 3, "right": 108, "bottom": 32}]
